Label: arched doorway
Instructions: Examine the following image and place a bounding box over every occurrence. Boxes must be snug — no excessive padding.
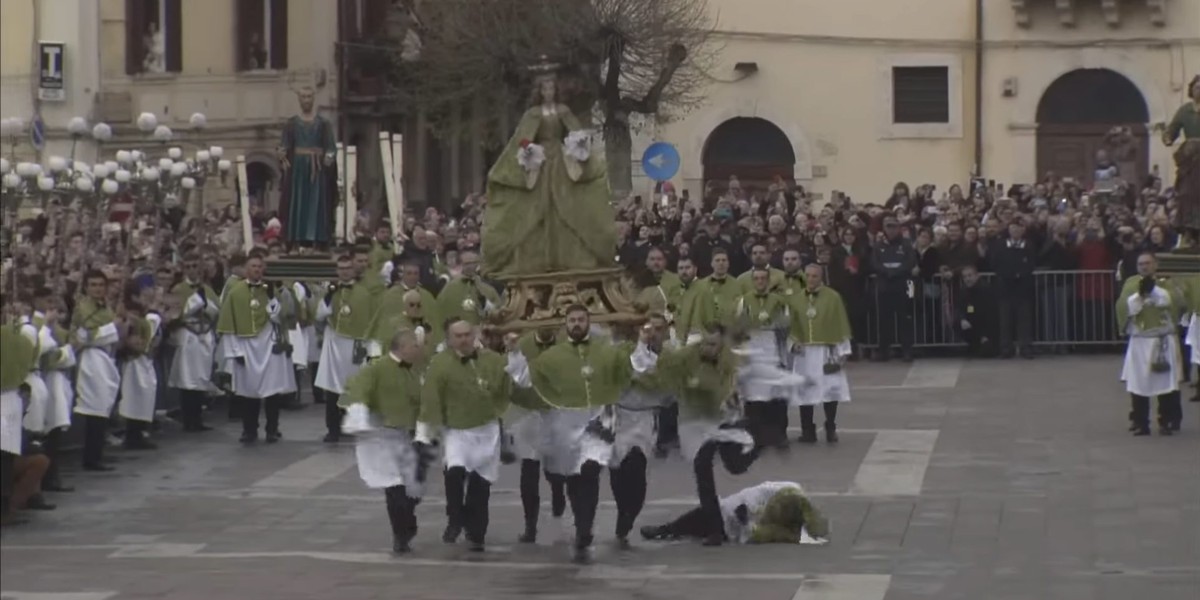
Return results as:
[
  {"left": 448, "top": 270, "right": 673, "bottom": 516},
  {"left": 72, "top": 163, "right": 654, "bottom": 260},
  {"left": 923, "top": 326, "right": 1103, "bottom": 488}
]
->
[
  {"left": 246, "top": 160, "right": 279, "bottom": 213},
  {"left": 1036, "top": 69, "right": 1150, "bottom": 188},
  {"left": 702, "top": 117, "right": 795, "bottom": 195}
]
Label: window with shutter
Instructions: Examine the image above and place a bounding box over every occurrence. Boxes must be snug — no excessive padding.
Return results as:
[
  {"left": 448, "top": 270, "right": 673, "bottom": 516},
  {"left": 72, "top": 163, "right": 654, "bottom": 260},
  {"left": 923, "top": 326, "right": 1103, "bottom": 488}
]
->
[
  {"left": 892, "top": 66, "right": 949, "bottom": 124},
  {"left": 125, "top": 0, "right": 180, "bottom": 74},
  {"left": 238, "top": 0, "right": 288, "bottom": 71}
]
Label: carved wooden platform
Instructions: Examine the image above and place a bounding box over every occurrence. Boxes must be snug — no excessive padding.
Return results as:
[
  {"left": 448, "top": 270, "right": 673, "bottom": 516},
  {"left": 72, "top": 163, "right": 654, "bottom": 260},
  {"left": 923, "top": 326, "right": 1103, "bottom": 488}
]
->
[
  {"left": 489, "top": 268, "right": 643, "bottom": 332},
  {"left": 1156, "top": 252, "right": 1200, "bottom": 277},
  {"left": 264, "top": 254, "right": 337, "bottom": 282}
]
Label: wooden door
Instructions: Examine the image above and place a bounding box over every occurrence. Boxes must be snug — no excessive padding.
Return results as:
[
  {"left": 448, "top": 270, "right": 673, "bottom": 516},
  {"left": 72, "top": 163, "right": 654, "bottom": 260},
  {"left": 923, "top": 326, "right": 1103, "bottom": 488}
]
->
[{"left": 1036, "top": 123, "right": 1148, "bottom": 188}]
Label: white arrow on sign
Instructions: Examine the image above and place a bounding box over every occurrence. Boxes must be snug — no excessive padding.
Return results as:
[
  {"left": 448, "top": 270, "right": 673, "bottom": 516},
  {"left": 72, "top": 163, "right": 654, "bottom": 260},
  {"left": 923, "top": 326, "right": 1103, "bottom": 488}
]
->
[{"left": 647, "top": 153, "right": 667, "bottom": 170}]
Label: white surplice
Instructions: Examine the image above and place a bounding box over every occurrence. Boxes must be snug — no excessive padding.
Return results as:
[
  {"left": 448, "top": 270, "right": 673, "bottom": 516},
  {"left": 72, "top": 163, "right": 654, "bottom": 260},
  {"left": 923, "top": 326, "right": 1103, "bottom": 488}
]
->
[
  {"left": 443, "top": 420, "right": 502, "bottom": 484},
  {"left": 74, "top": 322, "right": 121, "bottom": 418},
  {"left": 789, "top": 340, "right": 852, "bottom": 406},
  {"left": 219, "top": 298, "right": 297, "bottom": 399},
  {"left": 1187, "top": 313, "right": 1200, "bottom": 366},
  {"left": 0, "top": 390, "right": 22, "bottom": 455},
  {"left": 168, "top": 290, "right": 219, "bottom": 392},
  {"left": 314, "top": 296, "right": 363, "bottom": 396},
  {"left": 120, "top": 313, "right": 162, "bottom": 423},
  {"left": 1120, "top": 289, "right": 1182, "bottom": 397},
  {"left": 18, "top": 319, "right": 52, "bottom": 433}
]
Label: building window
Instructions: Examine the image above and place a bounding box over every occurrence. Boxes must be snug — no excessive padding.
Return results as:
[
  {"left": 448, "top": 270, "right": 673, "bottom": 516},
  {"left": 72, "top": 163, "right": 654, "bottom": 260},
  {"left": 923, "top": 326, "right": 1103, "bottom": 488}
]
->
[
  {"left": 125, "top": 0, "right": 182, "bottom": 75},
  {"left": 237, "top": 0, "right": 289, "bottom": 71},
  {"left": 892, "top": 66, "right": 950, "bottom": 124}
]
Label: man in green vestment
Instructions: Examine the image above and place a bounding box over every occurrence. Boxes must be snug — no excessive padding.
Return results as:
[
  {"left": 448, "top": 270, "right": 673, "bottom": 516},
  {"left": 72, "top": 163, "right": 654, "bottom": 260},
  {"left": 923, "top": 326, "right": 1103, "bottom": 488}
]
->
[
  {"left": 788, "top": 264, "right": 854, "bottom": 444},
  {"left": 371, "top": 262, "right": 439, "bottom": 350},
  {"left": 415, "top": 319, "right": 514, "bottom": 552},
  {"left": 505, "top": 305, "right": 656, "bottom": 563},
  {"left": 634, "top": 247, "right": 683, "bottom": 319},
  {"left": 315, "top": 254, "right": 377, "bottom": 443},
  {"left": 670, "top": 257, "right": 702, "bottom": 345},
  {"left": 1115, "top": 253, "right": 1184, "bottom": 435},
  {"left": 778, "top": 249, "right": 807, "bottom": 299},
  {"left": 737, "top": 244, "right": 786, "bottom": 294},
  {"left": 71, "top": 270, "right": 121, "bottom": 471},
  {"left": 679, "top": 249, "right": 743, "bottom": 341},
  {"left": 2, "top": 318, "right": 37, "bottom": 518},
  {"left": 734, "top": 268, "right": 793, "bottom": 449},
  {"left": 338, "top": 330, "right": 429, "bottom": 554},
  {"left": 368, "top": 288, "right": 442, "bottom": 359},
  {"left": 436, "top": 250, "right": 500, "bottom": 327}
]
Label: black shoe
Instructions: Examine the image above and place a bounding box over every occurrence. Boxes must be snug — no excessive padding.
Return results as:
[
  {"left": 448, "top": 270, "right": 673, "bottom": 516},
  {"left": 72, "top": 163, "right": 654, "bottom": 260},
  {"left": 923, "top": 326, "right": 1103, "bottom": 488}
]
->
[
  {"left": 1133, "top": 427, "right": 1151, "bottom": 437},
  {"left": 467, "top": 540, "right": 485, "bottom": 552},
  {"left": 797, "top": 430, "right": 818, "bottom": 444},
  {"left": 184, "top": 424, "right": 214, "bottom": 433},
  {"left": 25, "top": 496, "right": 55, "bottom": 511},
  {"left": 239, "top": 433, "right": 258, "bottom": 444},
  {"left": 266, "top": 431, "right": 282, "bottom": 444},
  {"left": 571, "top": 545, "right": 592, "bottom": 564},
  {"left": 518, "top": 527, "right": 537, "bottom": 544},
  {"left": 653, "top": 445, "right": 670, "bottom": 459},
  {"left": 0, "top": 514, "right": 30, "bottom": 527},
  {"left": 1159, "top": 426, "right": 1173, "bottom": 436},
  {"left": 323, "top": 433, "right": 341, "bottom": 443},
  {"left": 640, "top": 525, "right": 667, "bottom": 541},
  {"left": 825, "top": 429, "right": 839, "bottom": 443},
  {"left": 42, "top": 481, "right": 74, "bottom": 493},
  {"left": 442, "top": 525, "right": 462, "bottom": 544},
  {"left": 615, "top": 535, "right": 632, "bottom": 551},
  {"left": 1170, "top": 421, "right": 1182, "bottom": 432},
  {"left": 122, "top": 439, "right": 157, "bottom": 451},
  {"left": 701, "top": 533, "right": 724, "bottom": 547},
  {"left": 83, "top": 462, "right": 115, "bottom": 472},
  {"left": 392, "top": 537, "right": 412, "bottom": 554}
]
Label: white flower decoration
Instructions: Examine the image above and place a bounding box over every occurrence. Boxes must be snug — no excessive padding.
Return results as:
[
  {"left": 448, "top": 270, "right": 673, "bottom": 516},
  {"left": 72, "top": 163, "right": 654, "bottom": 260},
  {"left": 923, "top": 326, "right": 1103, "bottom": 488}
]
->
[
  {"left": 564, "top": 130, "right": 591, "bottom": 162},
  {"left": 517, "top": 142, "right": 545, "bottom": 173}
]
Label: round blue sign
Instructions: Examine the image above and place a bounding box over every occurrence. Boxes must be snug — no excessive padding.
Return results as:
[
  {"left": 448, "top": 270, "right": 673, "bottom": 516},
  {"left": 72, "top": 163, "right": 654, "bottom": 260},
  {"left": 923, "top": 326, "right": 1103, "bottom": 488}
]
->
[{"left": 641, "top": 142, "right": 680, "bottom": 182}]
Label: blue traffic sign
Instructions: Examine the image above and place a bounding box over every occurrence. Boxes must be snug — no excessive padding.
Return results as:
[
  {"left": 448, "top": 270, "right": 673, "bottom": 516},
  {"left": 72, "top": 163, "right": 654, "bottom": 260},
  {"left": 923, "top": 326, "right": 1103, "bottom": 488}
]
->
[{"left": 641, "top": 142, "right": 680, "bottom": 182}]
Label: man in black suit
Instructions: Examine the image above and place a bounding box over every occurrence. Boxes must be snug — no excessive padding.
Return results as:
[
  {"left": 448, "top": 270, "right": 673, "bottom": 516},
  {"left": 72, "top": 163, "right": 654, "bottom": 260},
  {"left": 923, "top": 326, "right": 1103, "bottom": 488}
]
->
[
  {"left": 954, "top": 265, "right": 997, "bottom": 357},
  {"left": 987, "top": 220, "right": 1037, "bottom": 358}
]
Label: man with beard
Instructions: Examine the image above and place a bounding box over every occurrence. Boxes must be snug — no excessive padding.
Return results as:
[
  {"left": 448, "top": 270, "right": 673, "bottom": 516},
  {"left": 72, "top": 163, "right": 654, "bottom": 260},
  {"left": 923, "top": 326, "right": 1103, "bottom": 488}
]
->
[
  {"left": 416, "top": 319, "right": 515, "bottom": 552},
  {"left": 670, "top": 256, "right": 702, "bottom": 344},
  {"left": 505, "top": 305, "right": 657, "bottom": 563},
  {"left": 737, "top": 243, "right": 785, "bottom": 293},
  {"left": 508, "top": 326, "right": 568, "bottom": 545},
  {"left": 778, "top": 249, "right": 807, "bottom": 299},
  {"left": 436, "top": 249, "right": 500, "bottom": 327}
]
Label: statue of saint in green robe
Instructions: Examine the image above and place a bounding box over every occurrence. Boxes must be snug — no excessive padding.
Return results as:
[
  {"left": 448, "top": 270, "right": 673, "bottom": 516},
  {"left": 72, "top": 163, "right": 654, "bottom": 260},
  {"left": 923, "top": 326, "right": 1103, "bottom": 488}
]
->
[
  {"left": 482, "top": 73, "right": 616, "bottom": 277},
  {"left": 1164, "top": 77, "right": 1200, "bottom": 235}
]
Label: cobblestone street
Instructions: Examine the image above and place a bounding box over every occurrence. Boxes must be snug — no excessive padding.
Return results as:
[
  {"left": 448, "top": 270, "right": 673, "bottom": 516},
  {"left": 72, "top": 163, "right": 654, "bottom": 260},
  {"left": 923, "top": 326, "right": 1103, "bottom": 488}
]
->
[{"left": 2, "top": 357, "right": 1198, "bottom": 600}]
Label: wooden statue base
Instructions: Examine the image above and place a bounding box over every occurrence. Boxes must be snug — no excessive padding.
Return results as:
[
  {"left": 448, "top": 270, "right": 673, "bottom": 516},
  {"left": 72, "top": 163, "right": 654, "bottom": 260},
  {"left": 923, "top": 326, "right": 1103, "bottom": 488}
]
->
[
  {"left": 489, "top": 268, "right": 643, "bottom": 332},
  {"left": 264, "top": 254, "right": 337, "bottom": 282},
  {"left": 1156, "top": 251, "right": 1200, "bottom": 276}
]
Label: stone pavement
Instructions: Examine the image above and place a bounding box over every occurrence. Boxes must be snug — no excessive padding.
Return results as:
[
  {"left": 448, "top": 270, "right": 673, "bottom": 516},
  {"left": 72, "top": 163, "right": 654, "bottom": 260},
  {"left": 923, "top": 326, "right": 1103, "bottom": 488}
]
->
[{"left": 1, "top": 357, "right": 1198, "bottom": 600}]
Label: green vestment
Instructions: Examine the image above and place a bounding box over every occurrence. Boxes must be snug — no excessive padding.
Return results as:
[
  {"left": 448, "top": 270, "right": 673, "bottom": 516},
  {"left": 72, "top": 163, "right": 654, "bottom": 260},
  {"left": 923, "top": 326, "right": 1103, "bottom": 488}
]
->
[
  {"left": 737, "top": 267, "right": 786, "bottom": 295},
  {"left": 71, "top": 298, "right": 116, "bottom": 341},
  {"left": 437, "top": 277, "right": 501, "bottom": 326},
  {"left": 736, "top": 291, "right": 790, "bottom": 332},
  {"left": 216, "top": 280, "right": 272, "bottom": 337},
  {"left": 482, "top": 105, "right": 616, "bottom": 276},
  {"left": 511, "top": 332, "right": 560, "bottom": 410},
  {"left": 420, "top": 349, "right": 513, "bottom": 430},
  {"left": 1115, "top": 276, "right": 1178, "bottom": 333},
  {"left": 339, "top": 354, "right": 424, "bottom": 429},
  {"left": 1, "top": 324, "right": 35, "bottom": 391},
  {"left": 529, "top": 338, "right": 636, "bottom": 410},
  {"left": 656, "top": 345, "right": 738, "bottom": 422},
  {"left": 683, "top": 275, "right": 743, "bottom": 332},
  {"left": 369, "top": 284, "right": 439, "bottom": 348},
  {"left": 1166, "top": 102, "right": 1200, "bottom": 143},
  {"left": 672, "top": 279, "right": 703, "bottom": 340},
  {"left": 776, "top": 272, "right": 807, "bottom": 302},
  {"left": 790, "top": 286, "right": 853, "bottom": 345},
  {"left": 325, "top": 280, "right": 376, "bottom": 340}
]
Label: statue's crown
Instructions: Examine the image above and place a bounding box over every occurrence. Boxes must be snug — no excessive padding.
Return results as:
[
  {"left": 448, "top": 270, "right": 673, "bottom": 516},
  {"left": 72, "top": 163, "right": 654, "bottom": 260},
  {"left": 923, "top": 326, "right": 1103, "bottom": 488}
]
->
[{"left": 527, "top": 55, "right": 561, "bottom": 75}]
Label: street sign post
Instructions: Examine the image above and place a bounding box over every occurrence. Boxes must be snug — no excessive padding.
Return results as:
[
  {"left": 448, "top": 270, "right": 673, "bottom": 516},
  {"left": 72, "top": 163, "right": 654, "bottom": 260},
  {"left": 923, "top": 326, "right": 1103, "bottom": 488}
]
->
[
  {"left": 37, "top": 42, "right": 65, "bottom": 102},
  {"left": 641, "top": 142, "right": 680, "bottom": 182}
]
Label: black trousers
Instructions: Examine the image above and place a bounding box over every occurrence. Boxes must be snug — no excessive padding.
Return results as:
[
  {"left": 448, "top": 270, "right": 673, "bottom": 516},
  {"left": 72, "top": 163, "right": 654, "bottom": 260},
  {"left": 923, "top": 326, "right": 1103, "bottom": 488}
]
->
[
  {"left": 1181, "top": 326, "right": 1193, "bottom": 383},
  {"left": 660, "top": 505, "right": 721, "bottom": 539},
  {"left": 799, "top": 402, "right": 839, "bottom": 433},
  {"left": 694, "top": 440, "right": 759, "bottom": 539},
  {"left": 445, "top": 466, "right": 491, "bottom": 544},
  {"left": 519, "top": 459, "right": 567, "bottom": 531},
  {"left": 997, "top": 288, "right": 1033, "bottom": 356},
  {"left": 384, "top": 485, "right": 419, "bottom": 542},
  {"left": 241, "top": 395, "right": 283, "bottom": 437},
  {"left": 565, "top": 460, "right": 603, "bottom": 549},
  {"left": 609, "top": 448, "right": 647, "bottom": 538},
  {"left": 876, "top": 286, "right": 914, "bottom": 355},
  {"left": 310, "top": 365, "right": 324, "bottom": 404},
  {"left": 81, "top": 414, "right": 109, "bottom": 467},
  {"left": 655, "top": 404, "right": 679, "bottom": 449},
  {"left": 1131, "top": 392, "right": 1182, "bottom": 429},
  {"left": 179, "top": 389, "right": 208, "bottom": 430},
  {"left": 42, "top": 428, "right": 67, "bottom": 486},
  {"left": 1, "top": 451, "right": 15, "bottom": 513},
  {"left": 745, "top": 400, "right": 789, "bottom": 447},
  {"left": 324, "top": 393, "right": 345, "bottom": 437},
  {"left": 124, "top": 418, "right": 151, "bottom": 443}
]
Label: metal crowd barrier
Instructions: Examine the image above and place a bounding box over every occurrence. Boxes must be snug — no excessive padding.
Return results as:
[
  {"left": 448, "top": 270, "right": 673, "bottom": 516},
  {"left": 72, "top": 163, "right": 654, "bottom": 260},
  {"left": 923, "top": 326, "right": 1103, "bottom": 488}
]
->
[{"left": 857, "top": 270, "right": 1125, "bottom": 349}]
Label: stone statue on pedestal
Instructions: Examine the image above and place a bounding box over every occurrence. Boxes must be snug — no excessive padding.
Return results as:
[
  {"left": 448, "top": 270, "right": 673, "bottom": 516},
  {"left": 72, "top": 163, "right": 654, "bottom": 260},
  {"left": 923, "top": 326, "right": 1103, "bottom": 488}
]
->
[{"left": 1164, "top": 75, "right": 1200, "bottom": 252}]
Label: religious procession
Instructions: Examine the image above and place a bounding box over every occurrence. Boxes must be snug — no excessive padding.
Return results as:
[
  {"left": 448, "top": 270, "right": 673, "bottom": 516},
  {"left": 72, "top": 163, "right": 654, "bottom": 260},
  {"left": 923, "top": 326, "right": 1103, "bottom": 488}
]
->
[{"left": 2, "top": 1, "right": 1200, "bottom": 598}]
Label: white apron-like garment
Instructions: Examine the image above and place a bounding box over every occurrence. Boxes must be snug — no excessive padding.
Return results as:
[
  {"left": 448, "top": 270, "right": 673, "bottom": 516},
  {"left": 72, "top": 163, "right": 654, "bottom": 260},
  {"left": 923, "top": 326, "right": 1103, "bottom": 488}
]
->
[
  {"left": 678, "top": 418, "right": 755, "bottom": 464},
  {"left": 289, "top": 324, "right": 309, "bottom": 367},
  {"left": 169, "top": 327, "right": 216, "bottom": 392},
  {"left": 737, "top": 331, "right": 785, "bottom": 402},
  {"left": 444, "top": 420, "right": 502, "bottom": 483},
  {"left": 1187, "top": 314, "right": 1200, "bottom": 365},
  {"left": 356, "top": 426, "right": 423, "bottom": 497},
  {"left": 504, "top": 406, "right": 545, "bottom": 462},
  {"left": 224, "top": 325, "right": 297, "bottom": 399},
  {"left": 0, "top": 390, "right": 23, "bottom": 455},
  {"left": 789, "top": 340, "right": 852, "bottom": 406},
  {"left": 1122, "top": 333, "right": 1182, "bottom": 397},
  {"left": 74, "top": 323, "right": 121, "bottom": 418},
  {"left": 119, "top": 355, "right": 158, "bottom": 423},
  {"left": 540, "top": 407, "right": 613, "bottom": 476},
  {"left": 315, "top": 331, "right": 361, "bottom": 396},
  {"left": 42, "top": 361, "right": 75, "bottom": 432},
  {"left": 612, "top": 386, "right": 666, "bottom": 465},
  {"left": 21, "top": 373, "right": 50, "bottom": 434}
]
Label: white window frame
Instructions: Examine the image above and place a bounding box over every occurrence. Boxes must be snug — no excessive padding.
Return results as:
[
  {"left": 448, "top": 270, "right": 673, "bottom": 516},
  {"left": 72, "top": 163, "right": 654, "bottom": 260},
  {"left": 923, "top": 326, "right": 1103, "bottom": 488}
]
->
[{"left": 878, "top": 53, "right": 963, "bottom": 140}]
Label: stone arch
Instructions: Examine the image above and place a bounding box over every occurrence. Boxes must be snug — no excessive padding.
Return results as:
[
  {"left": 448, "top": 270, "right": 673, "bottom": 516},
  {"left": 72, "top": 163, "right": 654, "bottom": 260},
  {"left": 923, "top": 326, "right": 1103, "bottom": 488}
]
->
[
  {"left": 245, "top": 152, "right": 281, "bottom": 212},
  {"left": 702, "top": 117, "right": 796, "bottom": 192},
  {"left": 1033, "top": 68, "right": 1151, "bottom": 186},
  {"left": 685, "top": 101, "right": 814, "bottom": 184}
]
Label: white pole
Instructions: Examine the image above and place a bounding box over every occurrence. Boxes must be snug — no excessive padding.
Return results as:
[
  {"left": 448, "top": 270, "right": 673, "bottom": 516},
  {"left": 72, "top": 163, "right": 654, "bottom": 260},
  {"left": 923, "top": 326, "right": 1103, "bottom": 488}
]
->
[
  {"left": 237, "top": 155, "right": 253, "bottom": 253},
  {"left": 335, "top": 142, "right": 346, "bottom": 242},
  {"left": 346, "top": 144, "right": 358, "bottom": 242},
  {"left": 378, "top": 131, "right": 401, "bottom": 254}
]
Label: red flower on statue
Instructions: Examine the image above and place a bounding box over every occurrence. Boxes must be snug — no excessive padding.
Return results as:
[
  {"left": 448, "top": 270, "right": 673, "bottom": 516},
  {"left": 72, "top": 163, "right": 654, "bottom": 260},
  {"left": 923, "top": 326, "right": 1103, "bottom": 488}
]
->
[{"left": 519, "top": 138, "right": 532, "bottom": 149}]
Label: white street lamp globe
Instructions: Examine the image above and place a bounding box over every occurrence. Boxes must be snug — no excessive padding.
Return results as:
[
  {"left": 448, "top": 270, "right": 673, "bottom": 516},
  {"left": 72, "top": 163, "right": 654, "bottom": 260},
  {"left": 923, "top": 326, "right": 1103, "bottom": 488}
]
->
[
  {"left": 158, "top": 158, "right": 174, "bottom": 171},
  {"left": 93, "top": 164, "right": 111, "bottom": 178},
  {"left": 136, "top": 112, "right": 158, "bottom": 132},
  {"left": 67, "top": 116, "right": 89, "bottom": 136},
  {"left": 209, "top": 146, "right": 224, "bottom": 158},
  {"left": 114, "top": 169, "right": 132, "bottom": 183},
  {"left": 196, "top": 150, "right": 211, "bottom": 163},
  {"left": 153, "top": 125, "right": 173, "bottom": 141},
  {"left": 217, "top": 159, "right": 231, "bottom": 171},
  {"left": 28, "top": 163, "right": 42, "bottom": 176},
  {"left": 47, "top": 156, "right": 67, "bottom": 172},
  {"left": 74, "top": 177, "right": 93, "bottom": 192},
  {"left": 104, "top": 160, "right": 119, "bottom": 172},
  {"left": 101, "top": 179, "right": 120, "bottom": 195},
  {"left": 181, "top": 176, "right": 196, "bottom": 189},
  {"left": 37, "top": 176, "right": 55, "bottom": 191},
  {"left": 0, "top": 158, "right": 9, "bottom": 173},
  {"left": 170, "top": 162, "right": 187, "bottom": 177},
  {"left": 141, "top": 167, "right": 160, "bottom": 181},
  {"left": 116, "top": 150, "right": 133, "bottom": 164},
  {"left": 189, "top": 113, "right": 207, "bottom": 129},
  {"left": 131, "top": 150, "right": 145, "bottom": 163},
  {"left": 168, "top": 146, "right": 183, "bottom": 159},
  {"left": 73, "top": 162, "right": 91, "bottom": 176},
  {"left": 92, "top": 122, "right": 113, "bottom": 141},
  {"left": 15, "top": 162, "right": 34, "bottom": 176},
  {"left": 2, "top": 173, "right": 20, "bottom": 188}
]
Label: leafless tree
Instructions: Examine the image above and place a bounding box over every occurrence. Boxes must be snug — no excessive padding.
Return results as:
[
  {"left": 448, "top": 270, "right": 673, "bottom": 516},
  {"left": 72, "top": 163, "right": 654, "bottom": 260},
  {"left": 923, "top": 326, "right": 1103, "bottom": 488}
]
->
[{"left": 384, "top": 0, "right": 719, "bottom": 196}]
